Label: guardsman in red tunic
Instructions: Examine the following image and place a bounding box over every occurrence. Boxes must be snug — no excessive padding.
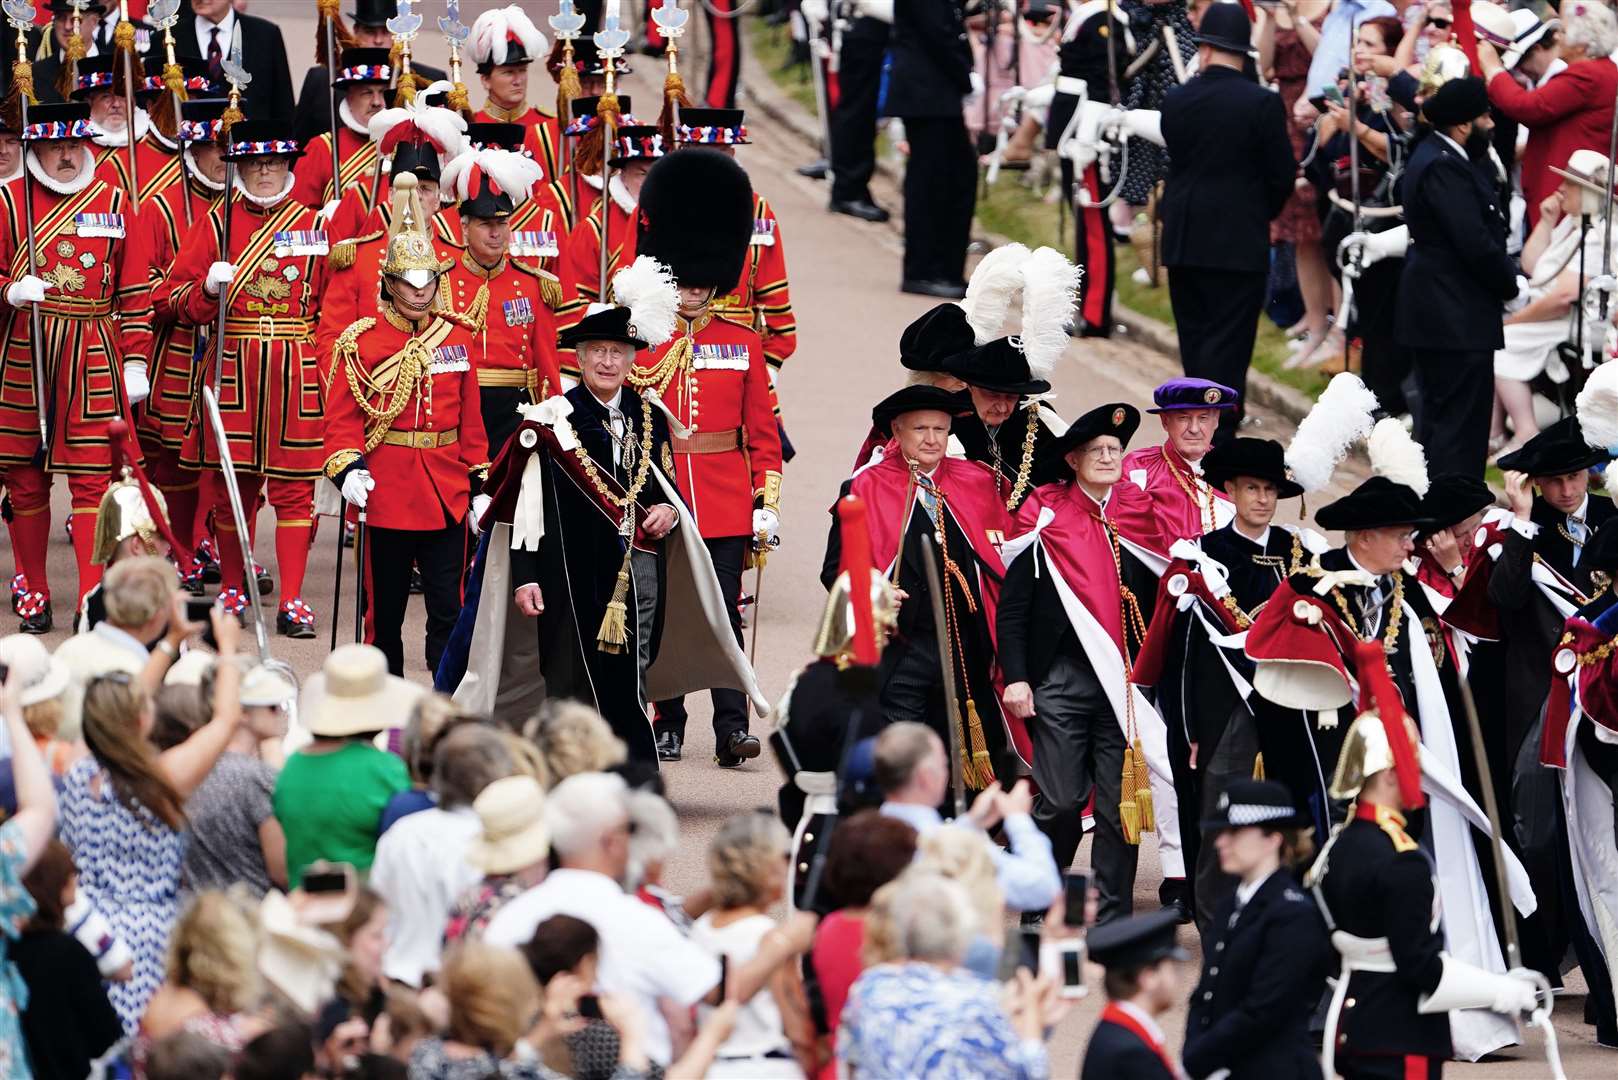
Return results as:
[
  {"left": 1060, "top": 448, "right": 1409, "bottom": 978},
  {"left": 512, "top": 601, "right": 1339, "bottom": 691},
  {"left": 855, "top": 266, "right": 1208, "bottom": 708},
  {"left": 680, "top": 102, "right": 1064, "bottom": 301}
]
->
[
  {"left": 560, "top": 121, "right": 658, "bottom": 323},
  {"left": 136, "top": 97, "right": 231, "bottom": 578},
  {"left": 163, "top": 120, "right": 329, "bottom": 636},
  {"left": 79, "top": 54, "right": 215, "bottom": 204},
  {"left": 679, "top": 110, "right": 798, "bottom": 380},
  {"left": 0, "top": 102, "right": 156, "bottom": 630},
  {"left": 438, "top": 147, "right": 566, "bottom": 453},
  {"left": 1121, "top": 378, "right": 1240, "bottom": 544},
  {"left": 468, "top": 6, "right": 574, "bottom": 229},
  {"left": 291, "top": 47, "right": 390, "bottom": 215},
  {"left": 631, "top": 149, "right": 781, "bottom": 766},
  {"left": 451, "top": 120, "right": 573, "bottom": 280},
  {"left": 323, "top": 89, "right": 467, "bottom": 245},
  {"left": 323, "top": 173, "right": 491, "bottom": 677}
]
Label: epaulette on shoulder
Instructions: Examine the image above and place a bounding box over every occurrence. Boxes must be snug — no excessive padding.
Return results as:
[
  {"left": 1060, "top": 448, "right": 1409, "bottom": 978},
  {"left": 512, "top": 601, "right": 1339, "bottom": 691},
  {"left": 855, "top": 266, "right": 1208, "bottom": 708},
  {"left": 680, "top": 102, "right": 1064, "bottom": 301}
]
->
[
  {"left": 509, "top": 260, "right": 563, "bottom": 308},
  {"left": 328, "top": 229, "right": 385, "bottom": 271},
  {"left": 711, "top": 309, "right": 759, "bottom": 333},
  {"left": 1371, "top": 805, "right": 1418, "bottom": 853}
]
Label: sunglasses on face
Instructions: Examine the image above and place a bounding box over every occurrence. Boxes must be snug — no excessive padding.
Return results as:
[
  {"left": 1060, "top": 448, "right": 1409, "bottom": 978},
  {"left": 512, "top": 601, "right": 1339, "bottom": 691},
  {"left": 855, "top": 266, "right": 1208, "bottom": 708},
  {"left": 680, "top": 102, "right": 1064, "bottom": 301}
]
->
[{"left": 1428, "top": 17, "right": 1451, "bottom": 28}]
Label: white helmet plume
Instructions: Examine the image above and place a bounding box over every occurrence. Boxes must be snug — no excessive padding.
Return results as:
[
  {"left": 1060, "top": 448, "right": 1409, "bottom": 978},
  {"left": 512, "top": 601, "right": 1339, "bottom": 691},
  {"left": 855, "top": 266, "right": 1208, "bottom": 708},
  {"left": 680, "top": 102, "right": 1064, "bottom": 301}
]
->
[
  {"left": 1368, "top": 417, "right": 1430, "bottom": 497},
  {"left": 1577, "top": 360, "right": 1618, "bottom": 455},
  {"left": 610, "top": 256, "right": 680, "bottom": 349},
  {"left": 1017, "top": 246, "right": 1081, "bottom": 383},
  {"left": 440, "top": 148, "right": 546, "bottom": 207},
  {"left": 469, "top": 6, "right": 548, "bottom": 68},
  {"left": 960, "top": 243, "right": 1031, "bottom": 346},
  {"left": 1284, "top": 372, "right": 1379, "bottom": 493},
  {"left": 370, "top": 85, "right": 469, "bottom": 162}
]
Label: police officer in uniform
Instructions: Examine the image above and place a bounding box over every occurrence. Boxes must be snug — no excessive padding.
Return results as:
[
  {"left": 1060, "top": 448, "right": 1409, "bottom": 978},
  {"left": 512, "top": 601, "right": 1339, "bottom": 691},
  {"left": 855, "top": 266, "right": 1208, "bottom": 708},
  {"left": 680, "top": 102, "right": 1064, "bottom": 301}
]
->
[{"left": 1081, "top": 908, "right": 1188, "bottom": 1080}]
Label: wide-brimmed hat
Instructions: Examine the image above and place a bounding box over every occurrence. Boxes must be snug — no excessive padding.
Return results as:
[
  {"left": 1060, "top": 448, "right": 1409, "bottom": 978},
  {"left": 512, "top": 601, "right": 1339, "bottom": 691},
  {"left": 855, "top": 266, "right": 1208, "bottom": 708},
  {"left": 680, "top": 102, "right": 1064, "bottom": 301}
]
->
[
  {"left": 1087, "top": 908, "right": 1190, "bottom": 970},
  {"left": 241, "top": 666, "right": 298, "bottom": 709},
  {"left": 138, "top": 56, "right": 214, "bottom": 101},
  {"left": 257, "top": 891, "right": 346, "bottom": 1016},
  {"left": 301, "top": 643, "right": 423, "bottom": 738},
  {"left": 945, "top": 338, "right": 1051, "bottom": 396},
  {"left": 870, "top": 385, "right": 973, "bottom": 436},
  {"left": 1495, "top": 416, "right": 1614, "bottom": 477},
  {"left": 677, "top": 108, "right": 749, "bottom": 147},
  {"left": 1201, "top": 437, "right": 1303, "bottom": 498},
  {"left": 466, "top": 775, "right": 551, "bottom": 875},
  {"left": 22, "top": 101, "right": 92, "bottom": 142},
  {"left": 1314, "top": 476, "right": 1432, "bottom": 532},
  {"left": 558, "top": 304, "right": 648, "bottom": 351},
  {"left": 1047, "top": 402, "right": 1141, "bottom": 460},
  {"left": 1146, "top": 377, "right": 1239, "bottom": 414},
  {"left": 0, "top": 635, "right": 68, "bottom": 708},
  {"left": 464, "top": 121, "right": 526, "bottom": 152},
  {"left": 1191, "top": 2, "right": 1255, "bottom": 55},
  {"left": 1503, "top": 10, "right": 1558, "bottom": 70},
  {"left": 1200, "top": 779, "right": 1308, "bottom": 831},
  {"left": 607, "top": 125, "right": 667, "bottom": 168},
  {"left": 899, "top": 304, "right": 976, "bottom": 374},
  {"left": 1550, "top": 148, "right": 1617, "bottom": 198},
  {"left": 1419, "top": 473, "right": 1496, "bottom": 533}
]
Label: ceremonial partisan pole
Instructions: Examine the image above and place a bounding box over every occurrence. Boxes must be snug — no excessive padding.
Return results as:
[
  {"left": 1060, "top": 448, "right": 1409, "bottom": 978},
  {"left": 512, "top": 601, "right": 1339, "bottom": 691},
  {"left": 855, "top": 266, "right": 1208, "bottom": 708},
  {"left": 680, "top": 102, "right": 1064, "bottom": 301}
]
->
[
  {"left": 651, "top": 0, "right": 689, "bottom": 145},
  {"left": 115, "top": 0, "right": 141, "bottom": 204},
  {"left": 439, "top": 0, "right": 471, "bottom": 115},
  {"left": 4, "top": 0, "right": 50, "bottom": 448},
  {"left": 318, "top": 0, "right": 344, "bottom": 187},
  {"left": 148, "top": 0, "right": 193, "bottom": 227},
  {"left": 594, "top": 5, "right": 631, "bottom": 298},
  {"left": 548, "top": 0, "right": 586, "bottom": 219},
  {"left": 213, "top": 30, "right": 249, "bottom": 394}
]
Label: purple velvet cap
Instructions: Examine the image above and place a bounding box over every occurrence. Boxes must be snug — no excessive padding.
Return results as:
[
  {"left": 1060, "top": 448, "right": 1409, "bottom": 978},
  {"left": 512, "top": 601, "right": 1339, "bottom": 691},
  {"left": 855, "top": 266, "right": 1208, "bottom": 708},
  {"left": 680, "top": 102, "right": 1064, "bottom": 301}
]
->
[{"left": 1146, "top": 378, "right": 1239, "bottom": 413}]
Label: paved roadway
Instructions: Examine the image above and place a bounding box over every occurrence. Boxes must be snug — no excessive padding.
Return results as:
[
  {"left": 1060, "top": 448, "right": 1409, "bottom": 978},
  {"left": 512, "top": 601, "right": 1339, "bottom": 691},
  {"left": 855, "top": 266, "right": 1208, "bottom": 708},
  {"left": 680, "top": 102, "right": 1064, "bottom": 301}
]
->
[{"left": 11, "top": 5, "right": 1605, "bottom": 1074}]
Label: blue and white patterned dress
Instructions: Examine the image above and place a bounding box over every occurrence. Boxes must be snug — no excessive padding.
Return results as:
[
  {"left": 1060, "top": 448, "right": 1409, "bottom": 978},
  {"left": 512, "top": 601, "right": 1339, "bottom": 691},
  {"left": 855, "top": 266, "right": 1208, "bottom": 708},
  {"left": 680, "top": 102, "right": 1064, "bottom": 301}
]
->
[
  {"left": 0, "top": 820, "right": 37, "bottom": 1079},
  {"left": 60, "top": 756, "right": 187, "bottom": 1036},
  {"left": 838, "top": 962, "right": 1050, "bottom": 1080}
]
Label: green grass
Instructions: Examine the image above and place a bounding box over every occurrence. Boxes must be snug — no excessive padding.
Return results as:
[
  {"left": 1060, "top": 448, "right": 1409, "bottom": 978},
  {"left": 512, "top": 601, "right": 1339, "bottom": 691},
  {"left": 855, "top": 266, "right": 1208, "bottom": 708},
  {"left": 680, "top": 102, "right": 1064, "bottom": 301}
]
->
[{"left": 750, "top": 20, "right": 818, "bottom": 116}]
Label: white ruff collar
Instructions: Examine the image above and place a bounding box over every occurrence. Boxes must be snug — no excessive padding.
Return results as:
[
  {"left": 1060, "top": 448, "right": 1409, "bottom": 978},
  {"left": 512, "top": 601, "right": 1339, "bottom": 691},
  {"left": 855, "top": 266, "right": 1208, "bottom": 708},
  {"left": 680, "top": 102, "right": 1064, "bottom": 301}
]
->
[
  {"left": 183, "top": 148, "right": 225, "bottom": 193},
  {"left": 609, "top": 172, "right": 636, "bottom": 215},
  {"left": 232, "top": 173, "right": 297, "bottom": 207},
  {"left": 338, "top": 98, "right": 373, "bottom": 139},
  {"left": 25, "top": 148, "right": 98, "bottom": 195},
  {"left": 90, "top": 109, "right": 151, "bottom": 148}
]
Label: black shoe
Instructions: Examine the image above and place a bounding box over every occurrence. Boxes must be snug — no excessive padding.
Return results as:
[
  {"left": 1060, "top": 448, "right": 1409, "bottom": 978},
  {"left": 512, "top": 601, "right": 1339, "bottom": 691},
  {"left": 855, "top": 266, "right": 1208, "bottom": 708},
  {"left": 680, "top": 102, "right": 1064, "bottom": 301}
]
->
[
  {"left": 716, "top": 731, "right": 762, "bottom": 768},
  {"left": 254, "top": 566, "right": 274, "bottom": 596},
  {"left": 797, "top": 160, "right": 829, "bottom": 180},
  {"left": 18, "top": 605, "right": 50, "bottom": 635},
  {"left": 656, "top": 730, "right": 683, "bottom": 762},
  {"left": 829, "top": 198, "right": 889, "bottom": 223},
  {"left": 410, "top": 567, "right": 424, "bottom": 595},
  {"left": 900, "top": 278, "right": 967, "bottom": 299}
]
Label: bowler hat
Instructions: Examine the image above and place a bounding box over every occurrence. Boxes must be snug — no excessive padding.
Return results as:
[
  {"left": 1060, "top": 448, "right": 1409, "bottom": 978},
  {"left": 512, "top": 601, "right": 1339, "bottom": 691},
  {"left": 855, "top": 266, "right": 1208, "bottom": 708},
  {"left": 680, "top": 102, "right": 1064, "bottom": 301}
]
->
[
  {"left": 1046, "top": 402, "right": 1141, "bottom": 461},
  {"left": 899, "top": 304, "right": 976, "bottom": 373},
  {"left": 870, "top": 386, "right": 972, "bottom": 436},
  {"left": 1495, "top": 416, "right": 1613, "bottom": 477},
  {"left": 1314, "top": 476, "right": 1432, "bottom": 532},
  {"left": 1419, "top": 473, "right": 1496, "bottom": 533},
  {"left": 1200, "top": 779, "right": 1308, "bottom": 831},
  {"left": 1201, "top": 438, "right": 1303, "bottom": 498},
  {"left": 1190, "top": 3, "right": 1255, "bottom": 55},
  {"left": 1087, "top": 908, "right": 1189, "bottom": 971},
  {"left": 1146, "top": 377, "right": 1239, "bottom": 413}
]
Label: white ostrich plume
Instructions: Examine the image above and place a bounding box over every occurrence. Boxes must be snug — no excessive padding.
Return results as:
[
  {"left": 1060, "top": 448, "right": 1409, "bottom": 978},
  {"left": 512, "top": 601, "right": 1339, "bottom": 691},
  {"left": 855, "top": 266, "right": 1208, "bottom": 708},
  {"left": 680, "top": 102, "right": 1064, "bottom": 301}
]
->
[
  {"left": 1577, "top": 360, "right": 1618, "bottom": 455},
  {"left": 1368, "top": 417, "right": 1430, "bottom": 497},
  {"left": 440, "top": 148, "right": 546, "bottom": 206},
  {"left": 469, "top": 6, "right": 548, "bottom": 68},
  {"left": 370, "top": 86, "right": 469, "bottom": 162},
  {"left": 611, "top": 257, "right": 680, "bottom": 348},
  {"left": 1285, "top": 372, "right": 1379, "bottom": 493},
  {"left": 1018, "top": 246, "right": 1081, "bottom": 382},
  {"left": 961, "top": 243, "right": 1031, "bottom": 345}
]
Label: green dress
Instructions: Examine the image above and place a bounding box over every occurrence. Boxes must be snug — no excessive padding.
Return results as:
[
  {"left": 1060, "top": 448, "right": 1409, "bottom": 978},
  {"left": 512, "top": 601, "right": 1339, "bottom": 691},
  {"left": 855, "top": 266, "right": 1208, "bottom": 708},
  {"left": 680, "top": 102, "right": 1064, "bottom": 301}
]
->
[{"left": 273, "top": 742, "right": 410, "bottom": 886}]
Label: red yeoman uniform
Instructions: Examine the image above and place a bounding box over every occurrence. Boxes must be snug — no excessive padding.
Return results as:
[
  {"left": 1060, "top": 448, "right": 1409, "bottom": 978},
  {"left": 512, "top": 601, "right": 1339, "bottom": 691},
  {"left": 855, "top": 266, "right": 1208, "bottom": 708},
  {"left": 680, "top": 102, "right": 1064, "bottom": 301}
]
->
[
  {"left": 163, "top": 121, "right": 330, "bottom": 633},
  {"left": 291, "top": 47, "right": 392, "bottom": 211},
  {"left": 0, "top": 108, "right": 156, "bottom": 621}
]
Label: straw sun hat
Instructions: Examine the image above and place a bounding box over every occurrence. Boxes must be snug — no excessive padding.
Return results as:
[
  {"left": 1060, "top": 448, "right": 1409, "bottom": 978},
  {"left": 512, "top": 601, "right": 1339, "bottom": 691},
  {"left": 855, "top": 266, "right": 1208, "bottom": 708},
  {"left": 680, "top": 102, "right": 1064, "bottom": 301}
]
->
[
  {"left": 466, "top": 775, "right": 551, "bottom": 875},
  {"left": 300, "top": 643, "right": 423, "bottom": 738}
]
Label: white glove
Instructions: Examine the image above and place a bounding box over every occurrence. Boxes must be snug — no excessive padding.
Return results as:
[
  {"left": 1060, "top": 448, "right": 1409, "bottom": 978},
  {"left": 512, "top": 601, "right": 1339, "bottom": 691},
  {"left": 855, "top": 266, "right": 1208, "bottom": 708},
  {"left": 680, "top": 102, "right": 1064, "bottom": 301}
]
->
[
  {"left": 123, "top": 362, "right": 150, "bottom": 405},
  {"left": 341, "top": 468, "right": 375, "bottom": 509},
  {"left": 470, "top": 493, "right": 492, "bottom": 535},
  {"left": 321, "top": 199, "right": 342, "bottom": 221},
  {"left": 752, "top": 508, "right": 780, "bottom": 545},
  {"left": 204, "top": 262, "right": 238, "bottom": 298},
  {"left": 1418, "top": 954, "right": 1541, "bottom": 1016},
  {"left": 5, "top": 275, "right": 50, "bottom": 306},
  {"left": 1504, "top": 274, "right": 1532, "bottom": 314},
  {"left": 1120, "top": 109, "right": 1165, "bottom": 148}
]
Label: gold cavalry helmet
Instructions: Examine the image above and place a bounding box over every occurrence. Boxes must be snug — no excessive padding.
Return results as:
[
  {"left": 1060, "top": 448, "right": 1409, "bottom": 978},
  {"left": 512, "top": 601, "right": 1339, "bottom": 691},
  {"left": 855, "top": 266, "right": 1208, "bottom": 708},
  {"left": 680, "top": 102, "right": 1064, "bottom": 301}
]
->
[
  {"left": 92, "top": 472, "right": 170, "bottom": 566},
  {"left": 813, "top": 568, "right": 901, "bottom": 667},
  {"left": 380, "top": 172, "right": 451, "bottom": 289},
  {"left": 1328, "top": 709, "right": 1422, "bottom": 802},
  {"left": 1329, "top": 641, "right": 1427, "bottom": 807}
]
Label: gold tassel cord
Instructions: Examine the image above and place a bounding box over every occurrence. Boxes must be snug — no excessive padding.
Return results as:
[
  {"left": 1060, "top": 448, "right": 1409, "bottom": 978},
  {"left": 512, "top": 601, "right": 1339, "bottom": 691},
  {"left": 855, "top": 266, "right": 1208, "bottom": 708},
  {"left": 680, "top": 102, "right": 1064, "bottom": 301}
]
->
[
  {"left": 56, "top": 29, "right": 86, "bottom": 101},
  {"left": 1133, "top": 736, "right": 1155, "bottom": 834},
  {"left": 596, "top": 551, "right": 633, "bottom": 653},
  {"left": 556, "top": 42, "right": 581, "bottom": 122},
  {"left": 657, "top": 69, "right": 689, "bottom": 143},
  {"left": 448, "top": 81, "right": 471, "bottom": 114},
  {"left": 1120, "top": 744, "right": 1141, "bottom": 844},
  {"left": 565, "top": 397, "right": 658, "bottom": 654},
  {"left": 1096, "top": 512, "right": 1155, "bottom": 844},
  {"left": 925, "top": 468, "right": 998, "bottom": 792},
  {"left": 963, "top": 700, "right": 996, "bottom": 790}
]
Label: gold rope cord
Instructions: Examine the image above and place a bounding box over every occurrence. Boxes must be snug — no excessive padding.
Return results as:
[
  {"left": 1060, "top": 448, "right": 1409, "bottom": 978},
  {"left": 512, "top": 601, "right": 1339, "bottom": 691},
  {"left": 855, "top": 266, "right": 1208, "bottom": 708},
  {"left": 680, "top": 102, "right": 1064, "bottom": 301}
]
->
[{"left": 1094, "top": 512, "right": 1154, "bottom": 843}]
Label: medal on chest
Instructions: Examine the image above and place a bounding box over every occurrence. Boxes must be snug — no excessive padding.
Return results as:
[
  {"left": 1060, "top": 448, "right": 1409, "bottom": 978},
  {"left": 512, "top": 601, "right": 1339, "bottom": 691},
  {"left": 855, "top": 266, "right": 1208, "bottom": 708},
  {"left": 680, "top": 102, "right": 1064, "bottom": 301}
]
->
[{"left": 502, "top": 296, "right": 534, "bottom": 326}]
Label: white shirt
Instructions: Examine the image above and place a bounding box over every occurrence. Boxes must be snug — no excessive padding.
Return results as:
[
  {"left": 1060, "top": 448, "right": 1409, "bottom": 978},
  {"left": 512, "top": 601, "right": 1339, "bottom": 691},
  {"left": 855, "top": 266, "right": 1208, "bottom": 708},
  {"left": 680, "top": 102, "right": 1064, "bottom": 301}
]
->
[
  {"left": 688, "top": 913, "right": 792, "bottom": 1061},
  {"left": 1233, "top": 869, "right": 1275, "bottom": 911},
  {"left": 367, "top": 805, "right": 483, "bottom": 989},
  {"left": 483, "top": 867, "right": 722, "bottom": 1064},
  {"left": 195, "top": 9, "right": 237, "bottom": 59},
  {"left": 879, "top": 801, "right": 1062, "bottom": 913},
  {"left": 1112, "top": 999, "right": 1169, "bottom": 1051}
]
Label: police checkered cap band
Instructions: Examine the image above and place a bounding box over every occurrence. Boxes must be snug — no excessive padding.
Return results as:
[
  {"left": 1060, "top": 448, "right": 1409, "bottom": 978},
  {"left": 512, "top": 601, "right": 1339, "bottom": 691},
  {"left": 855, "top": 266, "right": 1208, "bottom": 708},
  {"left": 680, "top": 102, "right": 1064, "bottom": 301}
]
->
[
  {"left": 678, "top": 123, "right": 748, "bottom": 145},
  {"left": 229, "top": 139, "right": 302, "bottom": 156},
  {"left": 24, "top": 120, "right": 94, "bottom": 141},
  {"left": 335, "top": 64, "right": 392, "bottom": 83},
  {"left": 76, "top": 71, "right": 115, "bottom": 91},
  {"left": 1224, "top": 803, "right": 1297, "bottom": 826},
  {"left": 179, "top": 119, "right": 224, "bottom": 143}
]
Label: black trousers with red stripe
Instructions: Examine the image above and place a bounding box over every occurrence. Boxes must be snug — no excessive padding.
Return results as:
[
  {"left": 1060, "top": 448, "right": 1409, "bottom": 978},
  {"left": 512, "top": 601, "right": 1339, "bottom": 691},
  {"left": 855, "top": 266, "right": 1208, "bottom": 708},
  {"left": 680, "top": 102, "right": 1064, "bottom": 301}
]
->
[
  {"left": 1339, "top": 1053, "right": 1442, "bottom": 1080},
  {"left": 367, "top": 520, "right": 469, "bottom": 678},
  {"left": 704, "top": 0, "right": 742, "bottom": 108},
  {"left": 1063, "top": 158, "right": 1116, "bottom": 337}
]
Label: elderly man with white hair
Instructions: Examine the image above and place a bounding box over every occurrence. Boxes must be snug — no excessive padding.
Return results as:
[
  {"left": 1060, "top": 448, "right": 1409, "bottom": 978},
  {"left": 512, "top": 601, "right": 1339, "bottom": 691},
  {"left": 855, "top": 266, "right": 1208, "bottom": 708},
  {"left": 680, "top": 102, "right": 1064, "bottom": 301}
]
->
[{"left": 482, "top": 772, "right": 721, "bottom": 1066}]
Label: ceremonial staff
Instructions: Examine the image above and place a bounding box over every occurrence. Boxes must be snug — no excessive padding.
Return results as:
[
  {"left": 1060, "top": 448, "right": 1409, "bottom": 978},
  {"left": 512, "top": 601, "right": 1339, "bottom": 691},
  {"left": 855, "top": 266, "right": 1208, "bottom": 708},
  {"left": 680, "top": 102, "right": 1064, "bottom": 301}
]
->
[
  {"left": 651, "top": 0, "right": 689, "bottom": 143},
  {"left": 3, "top": 0, "right": 50, "bottom": 447},
  {"left": 148, "top": 0, "right": 193, "bottom": 227},
  {"left": 548, "top": 0, "right": 585, "bottom": 217},
  {"left": 439, "top": 0, "right": 471, "bottom": 115},
  {"left": 114, "top": 0, "right": 140, "bottom": 204},
  {"left": 317, "top": 0, "right": 345, "bottom": 190},
  {"left": 212, "top": 29, "right": 249, "bottom": 394},
  {"left": 202, "top": 387, "right": 273, "bottom": 660},
  {"left": 594, "top": 6, "right": 630, "bottom": 298},
  {"left": 389, "top": 0, "right": 422, "bottom": 102},
  {"left": 54, "top": 0, "right": 84, "bottom": 100}
]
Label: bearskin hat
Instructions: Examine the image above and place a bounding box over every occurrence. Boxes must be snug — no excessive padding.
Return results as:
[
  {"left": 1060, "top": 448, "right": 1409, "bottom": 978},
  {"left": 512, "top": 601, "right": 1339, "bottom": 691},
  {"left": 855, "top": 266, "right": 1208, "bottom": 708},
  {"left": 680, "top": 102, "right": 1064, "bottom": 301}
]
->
[{"left": 635, "top": 148, "right": 753, "bottom": 291}]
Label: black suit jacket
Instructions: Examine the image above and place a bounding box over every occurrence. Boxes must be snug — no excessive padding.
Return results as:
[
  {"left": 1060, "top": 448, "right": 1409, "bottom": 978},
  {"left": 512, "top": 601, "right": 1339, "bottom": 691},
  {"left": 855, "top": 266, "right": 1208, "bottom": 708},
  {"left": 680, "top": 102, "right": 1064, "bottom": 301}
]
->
[
  {"left": 1487, "top": 496, "right": 1617, "bottom": 757},
  {"left": 1160, "top": 66, "right": 1295, "bottom": 273},
  {"left": 1394, "top": 131, "right": 1519, "bottom": 351},
  {"left": 1080, "top": 1017, "right": 1176, "bottom": 1080},
  {"left": 1183, "top": 870, "right": 1328, "bottom": 1079},
  {"left": 294, "top": 61, "right": 449, "bottom": 145},
  {"left": 880, "top": 0, "right": 973, "bottom": 119},
  {"left": 173, "top": 9, "right": 295, "bottom": 130}
]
